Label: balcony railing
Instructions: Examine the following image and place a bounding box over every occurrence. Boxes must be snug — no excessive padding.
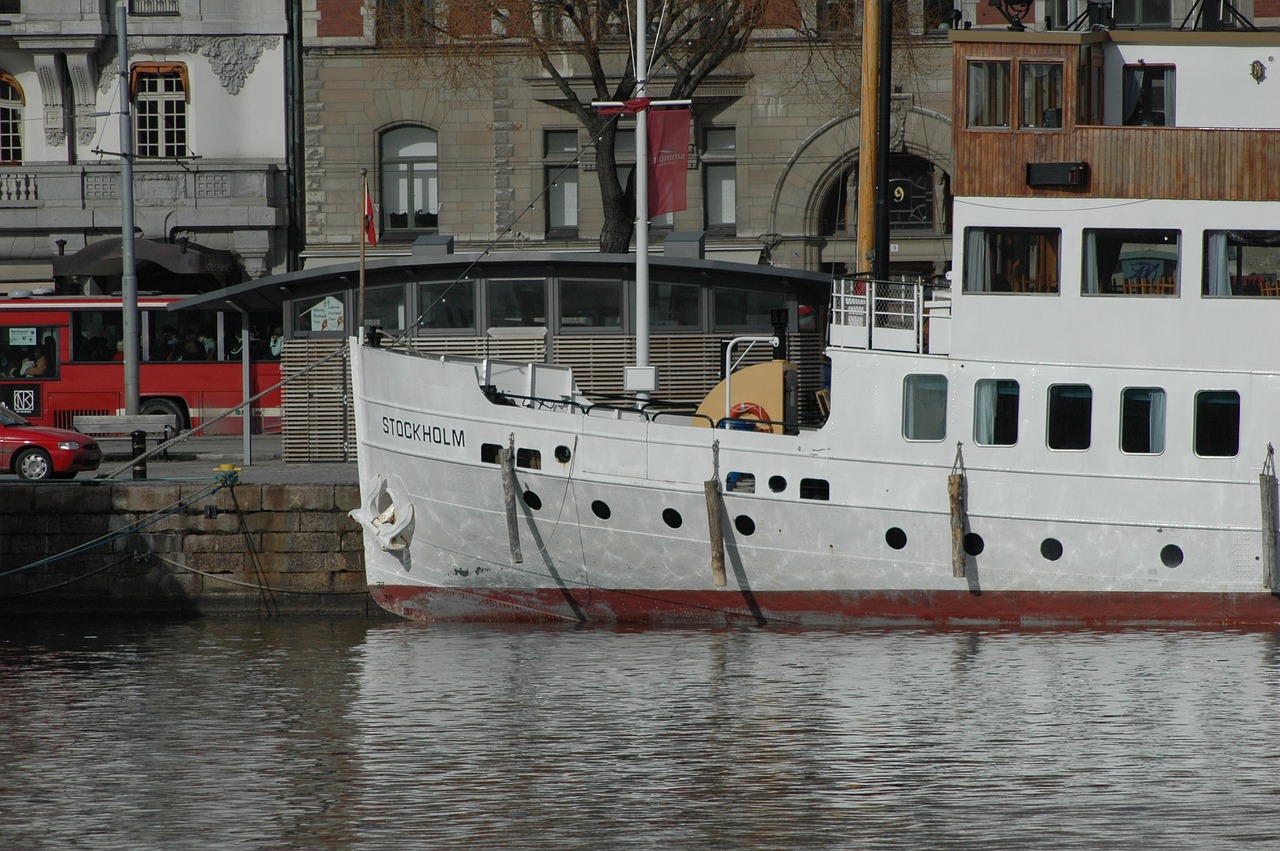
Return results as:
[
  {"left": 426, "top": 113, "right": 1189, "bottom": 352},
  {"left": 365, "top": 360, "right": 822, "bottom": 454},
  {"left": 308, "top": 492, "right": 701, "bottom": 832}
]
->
[
  {"left": 0, "top": 172, "right": 37, "bottom": 203},
  {"left": 130, "top": 0, "right": 179, "bottom": 15}
]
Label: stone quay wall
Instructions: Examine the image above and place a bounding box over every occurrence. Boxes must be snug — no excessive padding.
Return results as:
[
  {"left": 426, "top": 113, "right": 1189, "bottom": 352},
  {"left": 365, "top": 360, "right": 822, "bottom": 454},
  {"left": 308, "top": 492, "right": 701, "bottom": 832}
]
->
[{"left": 0, "top": 479, "right": 385, "bottom": 618}]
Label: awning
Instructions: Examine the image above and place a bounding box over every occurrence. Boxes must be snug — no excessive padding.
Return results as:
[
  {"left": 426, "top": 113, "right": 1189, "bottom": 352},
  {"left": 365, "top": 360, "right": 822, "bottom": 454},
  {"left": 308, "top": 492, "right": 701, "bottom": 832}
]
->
[{"left": 52, "top": 238, "right": 239, "bottom": 279}]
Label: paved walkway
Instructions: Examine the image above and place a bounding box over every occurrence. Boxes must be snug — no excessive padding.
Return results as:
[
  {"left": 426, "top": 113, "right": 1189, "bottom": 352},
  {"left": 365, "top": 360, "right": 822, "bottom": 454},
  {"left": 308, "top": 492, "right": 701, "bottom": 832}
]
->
[{"left": 96, "top": 433, "right": 359, "bottom": 485}]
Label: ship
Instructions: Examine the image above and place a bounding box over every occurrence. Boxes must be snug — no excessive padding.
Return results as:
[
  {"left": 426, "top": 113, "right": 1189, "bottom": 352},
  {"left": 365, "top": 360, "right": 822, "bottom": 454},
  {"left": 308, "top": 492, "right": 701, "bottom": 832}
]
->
[{"left": 348, "top": 20, "right": 1280, "bottom": 626}]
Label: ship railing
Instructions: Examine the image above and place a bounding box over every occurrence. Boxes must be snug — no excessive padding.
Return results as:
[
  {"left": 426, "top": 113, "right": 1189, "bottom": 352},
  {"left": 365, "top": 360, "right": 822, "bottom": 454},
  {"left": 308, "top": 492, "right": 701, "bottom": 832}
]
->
[{"left": 828, "top": 275, "right": 950, "bottom": 355}]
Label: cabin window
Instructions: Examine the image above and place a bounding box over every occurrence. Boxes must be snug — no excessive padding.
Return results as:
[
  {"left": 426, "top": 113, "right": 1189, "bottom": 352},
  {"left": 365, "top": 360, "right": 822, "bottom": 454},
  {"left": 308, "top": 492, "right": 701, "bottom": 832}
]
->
[
  {"left": 1083, "top": 228, "right": 1179, "bottom": 295},
  {"left": 1048, "top": 384, "right": 1092, "bottom": 450},
  {"left": 1203, "top": 231, "right": 1280, "bottom": 297},
  {"left": 974, "top": 379, "right": 1019, "bottom": 446},
  {"left": 1121, "top": 387, "right": 1166, "bottom": 454},
  {"left": 1195, "top": 390, "right": 1240, "bottom": 458},
  {"left": 963, "top": 227, "right": 1060, "bottom": 293},
  {"left": 967, "top": 61, "right": 1011, "bottom": 128},
  {"left": 902, "top": 374, "right": 947, "bottom": 441},
  {"left": 713, "top": 287, "right": 786, "bottom": 330},
  {"left": 418, "top": 279, "right": 476, "bottom": 331},
  {"left": 545, "top": 130, "right": 580, "bottom": 236},
  {"left": 489, "top": 279, "right": 547, "bottom": 329},
  {"left": 1020, "top": 63, "right": 1063, "bottom": 129},
  {"left": 1122, "top": 65, "right": 1175, "bottom": 127},
  {"left": 559, "top": 278, "right": 623, "bottom": 331},
  {"left": 800, "top": 478, "right": 830, "bottom": 500},
  {"left": 650, "top": 282, "right": 701, "bottom": 328},
  {"left": 364, "top": 284, "right": 406, "bottom": 333}
]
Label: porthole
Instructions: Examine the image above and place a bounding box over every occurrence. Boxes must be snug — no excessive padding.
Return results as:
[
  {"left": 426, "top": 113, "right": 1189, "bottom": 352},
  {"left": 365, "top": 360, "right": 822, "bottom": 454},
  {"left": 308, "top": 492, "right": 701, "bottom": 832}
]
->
[
  {"left": 662, "top": 508, "right": 683, "bottom": 529},
  {"left": 554, "top": 445, "right": 572, "bottom": 463},
  {"left": 885, "top": 527, "right": 907, "bottom": 550},
  {"left": 523, "top": 490, "right": 542, "bottom": 511},
  {"left": 963, "top": 532, "right": 985, "bottom": 556},
  {"left": 1040, "top": 538, "right": 1063, "bottom": 561},
  {"left": 768, "top": 475, "right": 787, "bottom": 493},
  {"left": 591, "top": 500, "right": 611, "bottom": 520},
  {"left": 1160, "top": 544, "right": 1184, "bottom": 568},
  {"left": 734, "top": 515, "right": 756, "bottom": 536}
]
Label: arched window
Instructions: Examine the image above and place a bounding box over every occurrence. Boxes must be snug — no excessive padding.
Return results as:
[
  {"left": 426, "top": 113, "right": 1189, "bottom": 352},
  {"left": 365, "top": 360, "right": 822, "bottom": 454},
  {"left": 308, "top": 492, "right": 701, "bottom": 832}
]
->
[
  {"left": 380, "top": 126, "right": 439, "bottom": 237},
  {"left": 0, "top": 73, "right": 23, "bottom": 165}
]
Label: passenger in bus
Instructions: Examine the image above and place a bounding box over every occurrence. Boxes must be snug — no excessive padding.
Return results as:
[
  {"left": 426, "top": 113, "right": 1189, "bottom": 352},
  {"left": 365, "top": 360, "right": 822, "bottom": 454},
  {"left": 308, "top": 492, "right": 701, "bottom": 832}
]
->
[
  {"left": 198, "top": 334, "right": 216, "bottom": 359},
  {"left": 112, "top": 342, "right": 124, "bottom": 361},
  {"left": 270, "top": 328, "right": 284, "bottom": 358},
  {"left": 22, "top": 349, "right": 47, "bottom": 377}
]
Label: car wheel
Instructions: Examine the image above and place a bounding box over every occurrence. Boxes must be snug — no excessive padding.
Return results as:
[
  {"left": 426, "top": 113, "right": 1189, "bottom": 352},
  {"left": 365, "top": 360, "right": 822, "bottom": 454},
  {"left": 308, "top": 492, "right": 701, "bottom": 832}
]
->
[{"left": 15, "top": 448, "right": 53, "bottom": 481}]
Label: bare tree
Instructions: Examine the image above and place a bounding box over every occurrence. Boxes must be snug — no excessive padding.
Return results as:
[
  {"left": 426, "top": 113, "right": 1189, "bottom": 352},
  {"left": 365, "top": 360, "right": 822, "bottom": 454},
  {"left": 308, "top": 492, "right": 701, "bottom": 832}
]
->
[{"left": 374, "top": 0, "right": 781, "bottom": 253}]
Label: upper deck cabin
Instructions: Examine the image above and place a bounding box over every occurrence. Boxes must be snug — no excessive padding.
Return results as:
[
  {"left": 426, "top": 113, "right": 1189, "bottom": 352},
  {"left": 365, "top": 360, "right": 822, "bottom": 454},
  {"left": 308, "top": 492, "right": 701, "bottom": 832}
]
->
[{"left": 951, "top": 29, "right": 1280, "bottom": 202}]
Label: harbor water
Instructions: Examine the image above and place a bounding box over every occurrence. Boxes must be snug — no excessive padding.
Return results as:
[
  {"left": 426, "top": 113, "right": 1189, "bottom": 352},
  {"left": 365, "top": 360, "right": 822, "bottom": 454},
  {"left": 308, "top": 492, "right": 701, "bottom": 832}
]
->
[{"left": 2, "top": 619, "right": 1278, "bottom": 850}]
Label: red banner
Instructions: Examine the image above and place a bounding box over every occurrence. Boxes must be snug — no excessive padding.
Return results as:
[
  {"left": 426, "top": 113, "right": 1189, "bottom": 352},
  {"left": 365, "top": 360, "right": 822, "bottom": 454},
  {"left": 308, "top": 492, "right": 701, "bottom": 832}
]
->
[
  {"left": 363, "top": 182, "right": 378, "bottom": 247},
  {"left": 647, "top": 108, "right": 690, "bottom": 218}
]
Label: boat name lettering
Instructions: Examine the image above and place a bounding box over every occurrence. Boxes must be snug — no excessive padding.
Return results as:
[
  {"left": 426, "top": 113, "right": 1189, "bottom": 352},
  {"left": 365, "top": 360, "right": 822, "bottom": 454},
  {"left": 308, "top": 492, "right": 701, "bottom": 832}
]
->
[{"left": 382, "top": 416, "right": 466, "bottom": 447}]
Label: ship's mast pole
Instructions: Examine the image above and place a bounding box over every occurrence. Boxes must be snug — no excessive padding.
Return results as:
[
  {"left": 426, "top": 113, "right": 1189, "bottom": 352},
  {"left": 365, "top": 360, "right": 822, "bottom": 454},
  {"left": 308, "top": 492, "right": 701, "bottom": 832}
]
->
[
  {"left": 857, "top": 0, "right": 891, "bottom": 281},
  {"left": 634, "top": 0, "right": 650, "bottom": 403}
]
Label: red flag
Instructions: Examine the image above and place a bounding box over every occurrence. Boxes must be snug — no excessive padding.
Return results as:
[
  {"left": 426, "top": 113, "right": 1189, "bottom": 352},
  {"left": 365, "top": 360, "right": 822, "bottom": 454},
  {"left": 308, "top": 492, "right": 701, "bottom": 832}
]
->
[
  {"left": 363, "top": 182, "right": 378, "bottom": 247},
  {"left": 647, "top": 108, "right": 690, "bottom": 218},
  {"left": 596, "top": 98, "right": 651, "bottom": 116}
]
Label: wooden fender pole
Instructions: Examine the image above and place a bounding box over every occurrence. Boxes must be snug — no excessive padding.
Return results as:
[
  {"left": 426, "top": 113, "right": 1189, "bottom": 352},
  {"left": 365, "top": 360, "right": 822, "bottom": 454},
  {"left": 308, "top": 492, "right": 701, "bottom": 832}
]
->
[
  {"left": 1261, "top": 444, "right": 1277, "bottom": 590},
  {"left": 949, "top": 444, "right": 967, "bottom": 578},
  {"left": 706, "top": 440, "right": 727, "bottom": 586},
  {"left": 502, "top": 434, "right": 523, "bottom": 564}
]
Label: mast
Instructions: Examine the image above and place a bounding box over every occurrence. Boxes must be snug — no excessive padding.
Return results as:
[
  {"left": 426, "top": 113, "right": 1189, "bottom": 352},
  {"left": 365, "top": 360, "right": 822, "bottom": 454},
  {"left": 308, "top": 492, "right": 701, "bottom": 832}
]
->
[
  {"left": 857, "top": 0, "right": 892, "bottom": 280},
  {"left": 635, "top": 0, "right": 650, "bottom": 402}
]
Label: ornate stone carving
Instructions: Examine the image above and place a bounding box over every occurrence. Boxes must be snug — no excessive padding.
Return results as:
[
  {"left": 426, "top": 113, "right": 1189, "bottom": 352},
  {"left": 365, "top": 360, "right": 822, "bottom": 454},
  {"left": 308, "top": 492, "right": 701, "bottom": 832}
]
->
[{"left": 167, "top": 36, "right": 280, "bottom": 95}]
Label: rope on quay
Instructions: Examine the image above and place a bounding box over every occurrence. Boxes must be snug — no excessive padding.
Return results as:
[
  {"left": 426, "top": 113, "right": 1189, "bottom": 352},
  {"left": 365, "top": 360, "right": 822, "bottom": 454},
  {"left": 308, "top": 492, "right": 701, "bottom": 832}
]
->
[{"left": 151, "top": 554, "right": 368, "bottom": 597}]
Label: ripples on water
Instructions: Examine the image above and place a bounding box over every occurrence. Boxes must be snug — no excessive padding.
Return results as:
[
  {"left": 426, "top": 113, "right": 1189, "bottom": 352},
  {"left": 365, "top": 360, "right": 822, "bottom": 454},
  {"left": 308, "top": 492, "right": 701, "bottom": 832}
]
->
[{"left": 1, "top": 619, "right": 1278, "bottom": 850}]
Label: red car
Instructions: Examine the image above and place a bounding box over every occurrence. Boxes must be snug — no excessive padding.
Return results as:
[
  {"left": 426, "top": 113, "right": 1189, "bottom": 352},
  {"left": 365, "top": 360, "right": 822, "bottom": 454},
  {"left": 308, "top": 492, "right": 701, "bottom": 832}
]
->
[{"left": 0, "top": 403, "right": 102, "bottom": 480}]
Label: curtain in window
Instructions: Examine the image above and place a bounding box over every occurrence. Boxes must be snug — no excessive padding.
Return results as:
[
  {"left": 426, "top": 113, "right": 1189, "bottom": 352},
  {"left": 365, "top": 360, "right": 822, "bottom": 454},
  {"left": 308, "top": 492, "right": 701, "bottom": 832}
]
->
[
  {"left": 967, "top": 64, "right": 988, "bottom": 126},
  {"left": 965, "top": 230, "right": 992, "bottom": 291},
  {"left": 1205, "top": 232, "right": 1231, "bottom": 296},
  {"left": 1122, "top": 68, "right": 1145, "bottom": 125},
  {"left": 1148, "top": 389, "right": 1166, "bottom": 453},
  {"left": 1083, "top": 231, "right": 1100, "bottom": 293},
  {"left": 974, "top": 381, "right": 997, "bottom": 444}
]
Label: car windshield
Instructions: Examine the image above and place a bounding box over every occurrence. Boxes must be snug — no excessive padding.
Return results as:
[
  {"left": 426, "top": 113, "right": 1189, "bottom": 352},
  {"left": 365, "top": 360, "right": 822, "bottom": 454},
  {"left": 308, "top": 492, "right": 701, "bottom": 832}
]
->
[{"left": 0, "top": 403, "right": 31, "bottom": 427}]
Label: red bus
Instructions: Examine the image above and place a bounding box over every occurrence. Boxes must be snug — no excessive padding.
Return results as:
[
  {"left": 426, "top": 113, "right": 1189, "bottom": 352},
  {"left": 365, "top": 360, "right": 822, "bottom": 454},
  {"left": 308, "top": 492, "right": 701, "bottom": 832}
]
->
[{"left": 0, "top": 293, "right": 281, "bottom": 434}]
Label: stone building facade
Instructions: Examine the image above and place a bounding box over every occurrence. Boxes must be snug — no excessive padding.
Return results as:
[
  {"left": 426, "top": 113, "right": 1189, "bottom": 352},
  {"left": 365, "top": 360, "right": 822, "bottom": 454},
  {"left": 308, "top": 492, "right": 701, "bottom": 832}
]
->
[
  {"left": 301, "top": 0, "right": 959, "bottom": 279},
  {"left": 0, "top": 0, "right": 292, "bottom": 294}
]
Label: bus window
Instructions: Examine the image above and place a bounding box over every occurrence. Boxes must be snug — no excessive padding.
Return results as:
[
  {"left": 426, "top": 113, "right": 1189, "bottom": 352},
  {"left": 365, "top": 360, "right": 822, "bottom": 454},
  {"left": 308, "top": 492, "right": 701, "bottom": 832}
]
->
[
  {"left": 3, "top": 327, "right": 58, "bottom": 379},
  {"left": 72, "top": 311, "right": 125, "bottom": 362},
  {"left": 150, "top": 311, "right": 220, "bottom": 361}
]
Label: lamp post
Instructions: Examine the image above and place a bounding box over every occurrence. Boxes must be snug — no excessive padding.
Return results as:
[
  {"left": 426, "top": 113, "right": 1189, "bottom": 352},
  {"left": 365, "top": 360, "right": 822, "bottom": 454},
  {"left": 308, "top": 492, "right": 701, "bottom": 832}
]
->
[{"left": 118, "top": 0, "right": 140, "bottom": 416}]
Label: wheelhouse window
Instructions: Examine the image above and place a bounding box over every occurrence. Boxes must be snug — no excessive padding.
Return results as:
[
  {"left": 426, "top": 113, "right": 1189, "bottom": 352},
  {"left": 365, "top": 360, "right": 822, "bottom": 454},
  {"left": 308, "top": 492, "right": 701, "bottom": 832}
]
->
[
  {"left": 545, "top": 130, "right": 579, "bottom": 237},
  {"left": 1083, "top": 228, "right": 1178, "bottom": 295},
  {"left": 974, "top": 379, "right": 1019, "bottom": 446},
  {"left": 702, "top": 127, "right": 737, "bottom": 235},
  {"left": 1122, "top": 64, "right": 1175, "bottom": 126},
  {"left": 133, "top": 65, "right": 188, "bottom": 158},
  {"left": 418, "top": 279, "right": 476, "bottom": 331},
  {"left": 963, "top": 227, "right": 1060, "bottom": 293},
  {"left": 967, "top": 61, "right": 1011, "bottom": 128},
  {"left": 0, "top": 73, "right": 22, "bottom": 164},
  {"left": 1020, "top": 63, "right": 1063, "bottom": 129},
  {"left": 902, "top": 374, "right": 947, "bottom": 442},
  {"left": 1203, "top": 230, "right": 1280, "bottom": 297},
  {"left": 381, "top": 126, "right": 439, "bottom": 238},
  {"left": 1047, "top": 384, "right": 1092, "bottom": 450},
  {"left": 559, "top": 279, "right": 623, "bottom": 330},
  {"left": 1195, "top": 390, "right": 1240, "bottom": 458},
  {"left": 1121, "top": 387, "right": 1166, "bottom": 454}
]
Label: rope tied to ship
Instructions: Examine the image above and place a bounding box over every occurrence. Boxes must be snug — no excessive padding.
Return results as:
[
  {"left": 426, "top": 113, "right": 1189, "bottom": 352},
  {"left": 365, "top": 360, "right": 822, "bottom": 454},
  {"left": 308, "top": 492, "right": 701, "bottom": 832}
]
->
[{"left": 949, "top": 443, "right": 968, "bottom": 579}]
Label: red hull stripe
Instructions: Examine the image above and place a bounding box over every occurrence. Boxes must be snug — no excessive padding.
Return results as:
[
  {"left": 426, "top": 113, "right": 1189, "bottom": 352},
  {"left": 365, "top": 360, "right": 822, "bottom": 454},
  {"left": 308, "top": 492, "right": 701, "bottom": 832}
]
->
[{"left": 369, "top": 585, "right": 1280, "bottom": 627}]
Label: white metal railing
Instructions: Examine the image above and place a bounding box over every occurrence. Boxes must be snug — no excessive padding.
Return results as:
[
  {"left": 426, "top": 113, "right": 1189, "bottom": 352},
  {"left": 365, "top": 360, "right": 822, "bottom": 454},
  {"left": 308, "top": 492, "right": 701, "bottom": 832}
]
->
[{"left": 829, "top": 276, "right": 950, "bottom": 354}]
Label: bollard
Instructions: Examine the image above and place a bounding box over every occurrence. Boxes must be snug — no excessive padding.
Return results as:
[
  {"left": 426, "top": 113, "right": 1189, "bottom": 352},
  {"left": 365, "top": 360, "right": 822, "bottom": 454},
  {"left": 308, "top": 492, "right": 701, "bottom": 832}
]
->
[{"left": 130, "top": 429, "right": 147, "bottom": 480}]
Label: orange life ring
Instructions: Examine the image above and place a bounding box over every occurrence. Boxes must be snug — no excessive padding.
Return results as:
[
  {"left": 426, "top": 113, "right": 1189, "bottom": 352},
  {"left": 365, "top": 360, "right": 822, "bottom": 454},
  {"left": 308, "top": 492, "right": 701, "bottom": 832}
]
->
[{"left": 728, "top": 401, "right": 772, "bottom": 431}]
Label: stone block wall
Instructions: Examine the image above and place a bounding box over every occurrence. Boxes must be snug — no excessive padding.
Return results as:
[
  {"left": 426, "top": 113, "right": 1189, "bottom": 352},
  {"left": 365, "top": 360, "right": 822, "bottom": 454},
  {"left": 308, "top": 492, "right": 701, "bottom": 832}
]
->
[{"left": 0, "top": 479, "right": 386, "bottom": 618}]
